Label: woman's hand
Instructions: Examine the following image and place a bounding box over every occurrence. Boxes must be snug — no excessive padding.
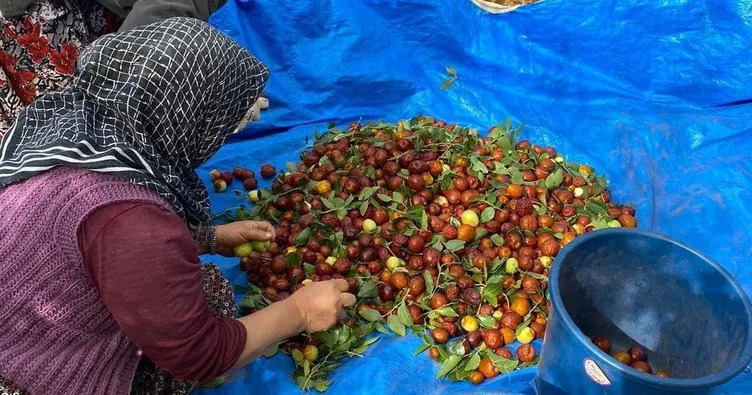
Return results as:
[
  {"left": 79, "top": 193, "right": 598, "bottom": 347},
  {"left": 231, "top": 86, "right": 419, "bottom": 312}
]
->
[
  {"left": 215, "top": 221, "right": 276, "bottom": 257},
  {"left": 288, "top": 279, "right": 356, "bottom": 332},
  {"left": 231, "top": 279, "right": 356, "bottom": 369}
]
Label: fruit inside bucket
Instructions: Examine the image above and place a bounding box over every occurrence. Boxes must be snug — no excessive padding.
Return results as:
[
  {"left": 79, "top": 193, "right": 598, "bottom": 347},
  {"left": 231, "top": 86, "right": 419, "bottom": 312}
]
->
[{"left": 555, "top": 229, "right": 752, "bottom": 380}]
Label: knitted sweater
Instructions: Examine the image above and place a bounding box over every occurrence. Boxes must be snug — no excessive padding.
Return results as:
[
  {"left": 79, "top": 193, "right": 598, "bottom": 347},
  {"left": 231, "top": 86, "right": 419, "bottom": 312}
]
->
[{"left": 0, "top": 167, "right": 174, "bottom": 395}]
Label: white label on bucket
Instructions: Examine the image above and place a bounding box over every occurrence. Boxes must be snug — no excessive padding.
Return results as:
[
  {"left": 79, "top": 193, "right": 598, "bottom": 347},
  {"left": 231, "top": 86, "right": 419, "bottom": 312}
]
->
[{"left": 584, "top": 359, "right": 611, "bottom": 386}]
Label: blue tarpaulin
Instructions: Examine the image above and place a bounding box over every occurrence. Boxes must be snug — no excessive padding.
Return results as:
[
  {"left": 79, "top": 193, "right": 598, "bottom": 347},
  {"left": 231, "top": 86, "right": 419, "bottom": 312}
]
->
[{"left": 197, "top": 0, "right": 752, "bottom": 393}]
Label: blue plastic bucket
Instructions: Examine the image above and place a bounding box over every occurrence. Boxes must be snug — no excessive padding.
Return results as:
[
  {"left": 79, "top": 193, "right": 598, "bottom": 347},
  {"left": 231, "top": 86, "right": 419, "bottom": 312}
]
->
[{"left": 537, "top": 229, "right": 752, "bottom": 394}]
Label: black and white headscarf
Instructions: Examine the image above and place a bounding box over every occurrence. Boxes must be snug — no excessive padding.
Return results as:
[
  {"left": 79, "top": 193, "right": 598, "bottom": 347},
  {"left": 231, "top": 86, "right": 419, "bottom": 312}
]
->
[{"left": 0, "top": 17, "right": 269, "bottom": 227}]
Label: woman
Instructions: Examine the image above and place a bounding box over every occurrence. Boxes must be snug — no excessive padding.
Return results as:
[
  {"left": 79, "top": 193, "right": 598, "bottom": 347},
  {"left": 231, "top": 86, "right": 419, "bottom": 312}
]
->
[
  {"left": 1, "top": 0, "right": 227, "bottom": 136},
  {"left": 0, "top": 18, "right": 355, "bottom": 395}
]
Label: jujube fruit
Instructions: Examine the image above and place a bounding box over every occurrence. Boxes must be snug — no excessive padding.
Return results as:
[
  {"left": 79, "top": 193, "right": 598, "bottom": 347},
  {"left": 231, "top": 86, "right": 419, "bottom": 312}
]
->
[
  {"left": 478, "top": 357, "right": 499, "bottom": 378},
  {"left": 469, "top": 371, "right": 485, "bottom": 384},
  {"left": 631, "top": 361, "right": 653, "bottom": 374},
  {"left": 628, "top": 346, "right": 647, "bottom": 362},
  {"left": 516, "top": 343, "right": 536, "bottom": 363},
  {"left": 431, "top": 328, "right": 449, "bottom": 344},
  {"left": 592, "top": 337, "right": 612, "bottom": 354},
  {"left": 483, "top": 329, "right": 502, "bottom": 349},
  {"left": 260, "top": 164, "right": 276, "bottom": 178},
  {"left": 430, "top": 292, "right": 449, "bottom": 310}
]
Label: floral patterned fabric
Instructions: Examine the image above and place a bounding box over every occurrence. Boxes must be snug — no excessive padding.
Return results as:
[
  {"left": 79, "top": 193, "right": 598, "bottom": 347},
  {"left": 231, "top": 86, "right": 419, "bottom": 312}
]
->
[
  {"left": 0, "top": 263, "right": 238, "bottom": 395},
  {"left": 0, "top": 0, "right": 120, "bottom": 137}
]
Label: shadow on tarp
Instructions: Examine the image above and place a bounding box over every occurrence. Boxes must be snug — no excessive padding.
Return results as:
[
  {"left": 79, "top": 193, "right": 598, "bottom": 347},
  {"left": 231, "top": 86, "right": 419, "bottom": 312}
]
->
[{"left": 197, "top": 0, "right": 752, "bottom": 393}]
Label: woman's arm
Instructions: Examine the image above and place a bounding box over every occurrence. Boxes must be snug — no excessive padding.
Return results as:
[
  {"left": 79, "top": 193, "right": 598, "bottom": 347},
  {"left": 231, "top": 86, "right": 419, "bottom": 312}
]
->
[
  {"left": 81, "top": 203, "right": 245, "bottom": 381},
  {"left": 80, "top": 202, "right": 354, "bottom": 382}
]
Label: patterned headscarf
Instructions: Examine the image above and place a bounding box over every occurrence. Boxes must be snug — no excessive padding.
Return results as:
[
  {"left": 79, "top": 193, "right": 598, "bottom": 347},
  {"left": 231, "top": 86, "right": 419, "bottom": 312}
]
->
[{"left": 0, "top": 17, "right": 269, "bottom": 227}]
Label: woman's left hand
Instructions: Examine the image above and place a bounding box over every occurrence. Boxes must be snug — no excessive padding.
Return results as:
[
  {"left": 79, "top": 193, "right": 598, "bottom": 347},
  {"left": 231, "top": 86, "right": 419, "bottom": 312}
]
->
[{"left": 215, "top": 221, "right": 276, "bottom": 257}]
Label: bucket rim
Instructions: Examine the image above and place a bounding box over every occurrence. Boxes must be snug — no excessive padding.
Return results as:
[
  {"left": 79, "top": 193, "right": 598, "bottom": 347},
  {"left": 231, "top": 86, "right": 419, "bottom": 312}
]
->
[{"left": 548, "top": 228, "right": 752, "bottom": 389}]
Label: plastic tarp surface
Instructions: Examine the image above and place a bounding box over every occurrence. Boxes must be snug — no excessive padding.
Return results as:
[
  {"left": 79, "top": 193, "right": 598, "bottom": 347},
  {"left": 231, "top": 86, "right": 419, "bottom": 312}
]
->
[{"left": 197, "top": 0, "right": 752, "bottom": 393}]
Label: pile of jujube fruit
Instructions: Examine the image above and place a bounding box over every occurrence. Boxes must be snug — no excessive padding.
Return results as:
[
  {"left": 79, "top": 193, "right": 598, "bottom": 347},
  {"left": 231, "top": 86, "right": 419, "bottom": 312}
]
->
[{"left": 217, "top": 116, "right": 637, "bottom": 391}]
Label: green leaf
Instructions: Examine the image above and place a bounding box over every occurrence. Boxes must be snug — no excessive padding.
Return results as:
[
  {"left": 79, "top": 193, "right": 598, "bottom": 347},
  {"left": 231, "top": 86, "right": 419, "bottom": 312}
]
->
[
  {"left": 303, "top": 262, "right": 316, "bottom": 277},
  {"left": 321, "top": 198, "right": 336, "bottom": 210},
  {"left": 393, "top": 191, "right": 403, "bottom": 204},
  {"left": 359, "top": 186, "right": 378, "bottom": 200},
  {"left": 424, "top": 271, "right": 435, "bottom": 294},
  {"left": 317, "top": 331, "right": 336, "bottom": 347},
  {"left": 544, "top": 168, "right": 564, "bottom": 189},
  {"left": 359, "top": 200, "right": 369, "bottom": 216},
  {"left": 295, "top": 228, "right": 312, "bottom": 246},
  {"left": 387, "top": 314, "right": 407, "bottom": 336},
  {"left": 519, "top": 357, "right": 541, "bottom": 369},
  {"left": 490, "top": 234, "right": 504, "bottom": 247},
  {"left": 509, "top": 168, "right": 524, "bottom": 185},
  {"left": 302, "top": 359, "right": 311, "bottom": 376},
  {"left": 535, "top": 204, "right": 548, "bottom": 215},
  {"left": 446, "top": 340, "right": 468, "bottom": 356},
  {"left": 363, "top": 336, "right": 380, "bottom": 347},
  {"left": 475, "top": 228, "right": 488, "bottom": 240},
  {"left": 436, "top": 355, "right": 462, "bottom": 379},
  {"left": 314, "top": 380, "right": 330, "bottom": 392},
  {"left": 481, "top": 206, "right": 496, "bottom": 223},
  {"left": 440, "top": 78, "right": 455, "bottom": 90},
  {"left": 450, "top": 217, "right": 461, "bottom": 228},
  {"left": 344, "top": 194, "right": 355, "bottom": 207},
  {"left": 375, "top": 323, "right": 390, "bottom": 334},
  {"left": 470, "top": 157, "right": 489, "bottom": 174},
  {"left": 445, "top": 65, "right": 457, "bottom": 77},
  {"left": 286, "top": 252, "right": 302, "bottom": 270},
  {"left": 359, "top": 309, "right": 382, "bottom": 322},
  {"left": 405, "top": 205, "right": 426, "bottom": 224},
  {"left": 477, "top": 315, "right": 497, "bottom": 329},
  {"left": 358, "top": 280, "right": 378, "bottom": 298},
  {"left": 498, "top": 134, "right": 513, "bottom": 154},
  {"left": 585, "top": 201, "right": 609, "bottom": 216},
  {"left": 292, "top": 349, "right": 304, "bottom": 363},
  {"left": 488, "top": 353, "right": 519, "bottom": 373},
  {"left": 444, "top": 239, "right": 465, "bottom": 252},
  {"left": 415, "top": 342, "right": 431, "bottom": 356},
  {"left": 483, "top": 282, "right": 502, "bottom": 307},
  {"left": 263, "top": 343, "right": 279, "bottom": 357},
  {"left": 465, "top": 353, "right": 481, "bottom": 371},
  {"left": 377, "top": 193, "right": 392, "bottom": 202},
  {"left": 397, "top": 304, "right": 414, "bottom": 326},
  {"left": 450, "top": 368, "right": 471, "bottom": 381},
  {"left": 436, "top": 306, "right": 458, "bottom": 317}
]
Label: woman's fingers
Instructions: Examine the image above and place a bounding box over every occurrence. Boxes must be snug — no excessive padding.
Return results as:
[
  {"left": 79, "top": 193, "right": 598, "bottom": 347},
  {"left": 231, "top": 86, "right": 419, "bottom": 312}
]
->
[
  {"left": 257, "top": 97, "right": 269, "bottom": 110},
  {"left": 332, "top": 278, "right": 350, "bottom": 292},
  {"left": 340, "top": 292, "right": 356, "bottom": 307},
  {"left": 252, "top": 221, "right": 275, "bottom": 235},
  {"left": 243, "top": 221, "right": 275, "bottom": 240}
]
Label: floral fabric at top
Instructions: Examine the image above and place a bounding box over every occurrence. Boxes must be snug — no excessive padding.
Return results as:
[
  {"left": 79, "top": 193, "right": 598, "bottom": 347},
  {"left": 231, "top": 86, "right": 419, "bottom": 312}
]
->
[{"left": 0, "top": 0, "right": 120, "bottom": 136}]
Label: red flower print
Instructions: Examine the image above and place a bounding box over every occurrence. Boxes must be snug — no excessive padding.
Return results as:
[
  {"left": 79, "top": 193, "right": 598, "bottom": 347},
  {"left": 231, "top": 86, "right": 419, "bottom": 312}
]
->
[
  {"left": 11, "top": 70, "right": 38, "bottom": 105},
  {"left": 16, "top": 21, "right": 50, "bottom": 64},
  {"left": 0, "top": 52, "right": 16, "bottom": 71},
  {"left": 50, "top": 43, "right": 79, "bottom": 75},
  {"left": 4, "top": 24, "right": 18, "bottom": 40}
]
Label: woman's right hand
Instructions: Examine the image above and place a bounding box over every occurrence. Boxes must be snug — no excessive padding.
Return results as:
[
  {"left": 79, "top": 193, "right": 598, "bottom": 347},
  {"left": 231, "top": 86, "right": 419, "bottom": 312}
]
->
[{"left": 289, "top": 279, "right": 356, "bottom": 333}]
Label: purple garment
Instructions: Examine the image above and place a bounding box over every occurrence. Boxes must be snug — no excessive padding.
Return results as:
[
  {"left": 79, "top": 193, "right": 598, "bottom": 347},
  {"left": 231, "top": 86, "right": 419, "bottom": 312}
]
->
[{"left": 0, "top": 167, "right": 173, "bottom": 394}]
